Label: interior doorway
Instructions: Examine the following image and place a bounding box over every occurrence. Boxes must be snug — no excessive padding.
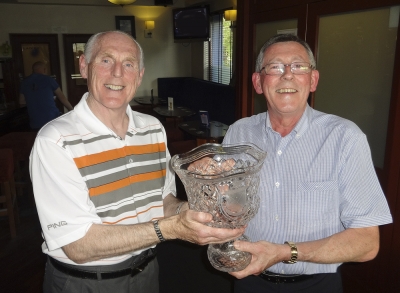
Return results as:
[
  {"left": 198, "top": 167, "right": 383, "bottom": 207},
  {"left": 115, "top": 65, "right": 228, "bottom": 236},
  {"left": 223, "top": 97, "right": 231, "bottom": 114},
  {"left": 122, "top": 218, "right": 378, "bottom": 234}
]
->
[
  {"left": 62, "top": 34, "right": 92, "bottom": 107},
  {"left": 9, "top": 34, "right": 63, "bottom": 112}
]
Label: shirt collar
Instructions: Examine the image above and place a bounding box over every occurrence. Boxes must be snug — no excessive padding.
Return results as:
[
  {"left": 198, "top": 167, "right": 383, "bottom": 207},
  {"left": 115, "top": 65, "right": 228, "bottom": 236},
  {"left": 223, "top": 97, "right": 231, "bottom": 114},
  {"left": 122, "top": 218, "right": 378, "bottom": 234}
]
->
[
  {"left": 75, "top": 93, "right": 136, "bottom": 136},
  {"left": 265, "top": 104, "right": 312, "bottom": 138}
]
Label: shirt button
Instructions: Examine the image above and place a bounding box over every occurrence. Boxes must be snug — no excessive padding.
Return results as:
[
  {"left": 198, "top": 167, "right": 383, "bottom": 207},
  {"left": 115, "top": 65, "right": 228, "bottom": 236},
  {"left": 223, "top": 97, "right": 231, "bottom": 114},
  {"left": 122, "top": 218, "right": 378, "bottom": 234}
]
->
[
  {"left": 296, "top": 134, "right": 300, "bottom": 138},
  {"left": 277, "top": 150, "right": 282, "bottom": 155},
  {"left": 275, "top": 215, "right": 279, "bottom": 221},
  {"left": 275, "top": 182, "right": 280, "bottom": 188},
  {"left": 129, "top": 159, "right": 133, "bottom": 163}
]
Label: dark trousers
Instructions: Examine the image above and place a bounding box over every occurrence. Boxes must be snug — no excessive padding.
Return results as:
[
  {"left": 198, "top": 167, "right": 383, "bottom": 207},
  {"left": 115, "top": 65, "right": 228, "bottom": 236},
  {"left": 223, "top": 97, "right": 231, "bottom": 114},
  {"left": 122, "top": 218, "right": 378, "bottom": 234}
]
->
[
  {"left": 234, "top": 272, "right": 343, "bottom": 293},
  {"left": 43, "top": 255, "right": 159, "bottom": 293}
]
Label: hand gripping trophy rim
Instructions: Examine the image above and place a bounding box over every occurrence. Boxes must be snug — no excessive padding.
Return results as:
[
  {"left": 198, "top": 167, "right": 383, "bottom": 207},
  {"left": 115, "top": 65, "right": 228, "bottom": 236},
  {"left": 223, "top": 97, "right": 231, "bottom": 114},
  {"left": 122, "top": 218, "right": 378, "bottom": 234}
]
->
[{"left": 171, "top": 143, "right": 267, "bottom": 272}]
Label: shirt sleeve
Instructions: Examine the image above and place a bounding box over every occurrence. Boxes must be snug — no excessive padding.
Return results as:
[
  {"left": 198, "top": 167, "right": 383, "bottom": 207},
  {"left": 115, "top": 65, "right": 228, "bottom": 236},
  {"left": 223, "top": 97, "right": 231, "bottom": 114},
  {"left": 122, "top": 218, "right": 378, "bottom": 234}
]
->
[
  {"left": 49, "top": 76, "right": 60, "bottom": 92},
  {"left": 30, "top": 135, "right": 102, "bottom": 251},
  {"left": 161, "top": 126, "right": 177, "bottom": 199},
  {"left": 338, "top": 132, "right": 392, "bottom": 228}
]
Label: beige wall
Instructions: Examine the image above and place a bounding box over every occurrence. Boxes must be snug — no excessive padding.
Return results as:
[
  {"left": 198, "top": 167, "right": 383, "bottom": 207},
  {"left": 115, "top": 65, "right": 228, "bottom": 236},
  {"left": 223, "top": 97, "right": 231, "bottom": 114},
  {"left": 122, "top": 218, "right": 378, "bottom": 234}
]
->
[
  {"left": 0, "top": 0, "right": 236, "bottom": 98},
  {"left": 315, "top": 7, "right": 397, "bottom": 168},
  {"left": 0, "top": 2, "right": 192, "bottom": 98},
  {"left": 254, "top": 19, "right": 298, "bottom": 114}
]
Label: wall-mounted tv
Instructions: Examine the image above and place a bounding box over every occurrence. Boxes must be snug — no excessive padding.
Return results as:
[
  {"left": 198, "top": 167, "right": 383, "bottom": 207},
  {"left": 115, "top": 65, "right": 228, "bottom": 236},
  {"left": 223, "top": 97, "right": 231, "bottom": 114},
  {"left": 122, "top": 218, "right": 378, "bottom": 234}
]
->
[{"left": 172, "top": 6, "right": 210, "bottom": 43}]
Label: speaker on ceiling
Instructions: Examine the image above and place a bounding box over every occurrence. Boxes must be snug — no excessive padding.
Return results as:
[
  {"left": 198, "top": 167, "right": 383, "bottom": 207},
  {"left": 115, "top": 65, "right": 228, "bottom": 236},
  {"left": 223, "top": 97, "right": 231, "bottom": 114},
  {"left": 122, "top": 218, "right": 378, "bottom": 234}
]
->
[{"left": 154, "top": 0, "right": 173, "bottom": 6}]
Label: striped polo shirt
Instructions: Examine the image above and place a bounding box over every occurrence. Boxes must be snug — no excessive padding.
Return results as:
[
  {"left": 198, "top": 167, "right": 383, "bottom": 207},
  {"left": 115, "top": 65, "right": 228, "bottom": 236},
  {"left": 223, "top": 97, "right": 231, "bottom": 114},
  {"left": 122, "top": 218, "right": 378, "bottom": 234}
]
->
[
  {"left": 223, "top": 105, "right": 392, "bottom": 275},
  {"left": 30, "top": 93, "right": 176, "bottom": 265}
]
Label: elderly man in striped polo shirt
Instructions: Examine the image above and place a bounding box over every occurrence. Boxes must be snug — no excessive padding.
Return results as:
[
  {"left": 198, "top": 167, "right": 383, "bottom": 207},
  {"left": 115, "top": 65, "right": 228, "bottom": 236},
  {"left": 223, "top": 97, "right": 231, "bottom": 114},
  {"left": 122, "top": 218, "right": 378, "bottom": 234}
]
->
[
  {"left": 221, "top": 34, "right": 392, "bottom": 292},
  {"left": 30, "top": 30, "right": 244, "bottom": 293}
]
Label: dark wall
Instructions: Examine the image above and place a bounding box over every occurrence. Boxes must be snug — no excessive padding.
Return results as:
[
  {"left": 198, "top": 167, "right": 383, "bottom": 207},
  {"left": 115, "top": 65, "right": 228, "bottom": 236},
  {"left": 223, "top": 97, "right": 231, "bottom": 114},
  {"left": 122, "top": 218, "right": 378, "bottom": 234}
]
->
[{"left": 158, "top": 77, "right": 236, "bottom": 125}]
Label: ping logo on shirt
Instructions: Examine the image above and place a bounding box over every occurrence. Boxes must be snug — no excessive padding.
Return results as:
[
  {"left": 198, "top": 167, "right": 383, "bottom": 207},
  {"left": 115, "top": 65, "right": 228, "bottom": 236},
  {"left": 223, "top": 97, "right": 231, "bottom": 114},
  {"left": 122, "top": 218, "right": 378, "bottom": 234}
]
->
[{"left": 47, "top": 221, "right": 67, "bottom": 230}]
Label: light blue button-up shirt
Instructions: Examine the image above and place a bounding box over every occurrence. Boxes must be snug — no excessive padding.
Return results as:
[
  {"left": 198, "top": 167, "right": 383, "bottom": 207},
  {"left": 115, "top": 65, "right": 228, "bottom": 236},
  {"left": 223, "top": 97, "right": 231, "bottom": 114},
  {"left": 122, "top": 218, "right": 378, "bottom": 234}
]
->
[{"left": 223, "top": 105, "right": 392, "bottom": 275}]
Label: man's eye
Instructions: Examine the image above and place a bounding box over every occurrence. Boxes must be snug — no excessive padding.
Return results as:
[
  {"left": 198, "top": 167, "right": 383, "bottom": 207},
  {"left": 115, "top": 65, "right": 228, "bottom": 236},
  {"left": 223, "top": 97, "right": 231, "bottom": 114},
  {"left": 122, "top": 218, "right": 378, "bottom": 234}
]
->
[
  {"left": 102, "top": 58, "right": 111, "bottom": 63},
  {"left": 125, "top": 62, "right": 138, "bottom": 69},
  {"left": 269, "top": 64, "right": 280, "bottom": 69},
  {"left": 293, "top": 63, "right": 307, "bottom": 69}
]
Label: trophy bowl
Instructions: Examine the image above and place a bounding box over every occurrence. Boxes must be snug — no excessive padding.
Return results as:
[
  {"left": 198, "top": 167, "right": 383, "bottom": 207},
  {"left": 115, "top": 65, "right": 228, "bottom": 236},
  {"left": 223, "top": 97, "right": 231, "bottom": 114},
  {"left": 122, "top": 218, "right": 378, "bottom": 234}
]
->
[{"left": 171, "top": 143, "right": 267, "bottom": 272}]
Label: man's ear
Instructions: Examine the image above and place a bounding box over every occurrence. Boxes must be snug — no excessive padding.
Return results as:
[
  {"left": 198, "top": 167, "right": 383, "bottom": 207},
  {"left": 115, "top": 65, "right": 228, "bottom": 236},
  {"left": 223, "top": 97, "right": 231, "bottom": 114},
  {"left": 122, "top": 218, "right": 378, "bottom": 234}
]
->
[
  {"left": 252, "top": 72, "right": 263, "bottom": 94},
  {"left": 79, "top": 55, "right": 88, "bottom": 79},
  {"left": 310, "top": 70, "right": 319, "bottom": 93},
  {"left": 137, "top": 68, "right": 145, "bottom": 87}
]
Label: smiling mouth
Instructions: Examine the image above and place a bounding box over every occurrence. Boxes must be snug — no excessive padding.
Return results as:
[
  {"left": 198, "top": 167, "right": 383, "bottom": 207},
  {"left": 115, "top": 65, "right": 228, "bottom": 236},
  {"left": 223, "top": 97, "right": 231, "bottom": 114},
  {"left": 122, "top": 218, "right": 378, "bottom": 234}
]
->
[
  {"left": 105, "top": 84, "right": 124, "bottom": 91},
  {"left": 276, "top": 88, "right": 297, "bottom": 93}
]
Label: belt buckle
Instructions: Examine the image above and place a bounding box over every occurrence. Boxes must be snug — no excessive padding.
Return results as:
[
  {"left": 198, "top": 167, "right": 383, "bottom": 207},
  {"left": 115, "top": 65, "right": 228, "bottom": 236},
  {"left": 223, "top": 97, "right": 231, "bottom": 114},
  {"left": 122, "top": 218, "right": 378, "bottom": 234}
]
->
[
  {"left": 130, "top": 263, "right": 145, "bottom": 277},
  {"left": 130, "top": 252, "right": 155, "bottom": 277}
]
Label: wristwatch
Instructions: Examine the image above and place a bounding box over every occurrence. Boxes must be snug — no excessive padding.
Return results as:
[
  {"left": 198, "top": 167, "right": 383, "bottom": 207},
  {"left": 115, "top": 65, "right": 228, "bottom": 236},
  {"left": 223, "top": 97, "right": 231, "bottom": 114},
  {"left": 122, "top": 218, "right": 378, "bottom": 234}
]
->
[{"left": 282, "top": 241, "right": 298, "bottom": 264}]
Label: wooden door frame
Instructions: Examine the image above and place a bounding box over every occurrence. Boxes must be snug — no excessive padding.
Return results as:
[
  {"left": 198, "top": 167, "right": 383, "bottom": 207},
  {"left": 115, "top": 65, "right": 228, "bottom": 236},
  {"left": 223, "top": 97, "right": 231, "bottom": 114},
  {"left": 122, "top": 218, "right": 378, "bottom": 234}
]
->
[
  {"left": 62, "top": 34, "right": 92, "bottom": 107},
  {"left": 235, "top": 3, "right": 308, "bottom": 119},
  {"left": 306, "top": 7, "right": 400, "bottom": 291}
]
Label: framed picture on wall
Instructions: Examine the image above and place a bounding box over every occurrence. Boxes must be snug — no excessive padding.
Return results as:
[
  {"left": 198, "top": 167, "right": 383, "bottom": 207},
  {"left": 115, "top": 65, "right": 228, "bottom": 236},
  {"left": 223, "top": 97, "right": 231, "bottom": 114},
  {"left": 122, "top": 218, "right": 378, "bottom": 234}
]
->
[{"left": 115, "top": 16, "right": 136, "bottom": 38}]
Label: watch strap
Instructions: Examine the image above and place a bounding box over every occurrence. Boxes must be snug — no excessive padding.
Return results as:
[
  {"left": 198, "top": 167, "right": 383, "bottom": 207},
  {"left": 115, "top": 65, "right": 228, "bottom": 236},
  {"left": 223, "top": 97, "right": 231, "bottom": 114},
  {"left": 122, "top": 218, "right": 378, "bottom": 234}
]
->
[
  {"left": 282, "top": 241, "right": 298, "bottom": 264},
  {"left": 153, "top": 219, "right": 166, "bottom": 242}
]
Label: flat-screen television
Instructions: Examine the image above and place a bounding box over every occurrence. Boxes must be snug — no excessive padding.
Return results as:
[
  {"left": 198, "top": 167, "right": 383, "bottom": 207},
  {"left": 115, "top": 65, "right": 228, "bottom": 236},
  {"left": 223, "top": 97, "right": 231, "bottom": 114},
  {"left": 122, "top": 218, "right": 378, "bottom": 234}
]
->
[{"left": 172, "top": 6, "right": 210, "bottom": 43}]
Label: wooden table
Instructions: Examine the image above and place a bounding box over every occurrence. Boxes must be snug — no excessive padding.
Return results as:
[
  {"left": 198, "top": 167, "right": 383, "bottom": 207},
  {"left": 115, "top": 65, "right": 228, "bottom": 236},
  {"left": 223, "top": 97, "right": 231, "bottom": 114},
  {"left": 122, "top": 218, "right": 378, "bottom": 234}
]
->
[
  {"left": 134, "top": 96, "right": 165, "bottom": 106},
  {"left": 153, "top": 106, "right": 195, "bottom": 126},
  {"left": 178, "top": 120, "right": 229, "bottom": 146},
  {"left": 153, "top": 106, "right": 195, "bottom": 118}
]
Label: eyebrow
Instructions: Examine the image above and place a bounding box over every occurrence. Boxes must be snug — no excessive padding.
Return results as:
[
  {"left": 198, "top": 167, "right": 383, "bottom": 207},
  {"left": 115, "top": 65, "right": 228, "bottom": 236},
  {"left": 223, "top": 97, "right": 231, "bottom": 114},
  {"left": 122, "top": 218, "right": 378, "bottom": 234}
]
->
[
  {"left": 266, "top": 55, "right": 308, "bottom": 64},
  {"left": 98, "top": 52, "right": 138, "bottom": 63}
]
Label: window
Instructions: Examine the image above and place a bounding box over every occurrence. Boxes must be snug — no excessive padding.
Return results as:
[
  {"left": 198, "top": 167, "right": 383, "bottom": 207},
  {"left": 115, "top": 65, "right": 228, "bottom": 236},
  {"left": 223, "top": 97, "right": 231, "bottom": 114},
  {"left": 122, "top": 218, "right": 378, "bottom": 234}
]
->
[{"left": 204, "top": 13, "right": 233, "bottom": 85}]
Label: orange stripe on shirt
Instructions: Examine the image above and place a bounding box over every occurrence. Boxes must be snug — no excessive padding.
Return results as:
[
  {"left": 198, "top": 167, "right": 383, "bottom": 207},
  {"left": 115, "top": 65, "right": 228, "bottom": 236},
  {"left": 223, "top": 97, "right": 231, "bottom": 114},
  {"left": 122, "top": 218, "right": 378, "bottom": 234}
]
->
[
  {"left": 102, "top": 204, "right": 164, "bottom": 224},
  {"left": 74, "top": 143, "right": 166, "bottom": 169},
  {"left": 89, "top": 169, "right": 166, "bottom": 197}
]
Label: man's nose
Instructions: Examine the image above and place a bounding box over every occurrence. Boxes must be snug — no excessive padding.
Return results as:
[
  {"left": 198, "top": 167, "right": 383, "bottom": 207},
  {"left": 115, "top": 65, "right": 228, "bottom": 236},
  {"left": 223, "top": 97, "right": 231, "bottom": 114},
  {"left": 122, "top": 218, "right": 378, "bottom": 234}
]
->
[
  {"left": 281, "top": 64, "right": 294, "bottom": 80},
  {"left": 112, "top": 63, "right": 123, "bottom": 77}
]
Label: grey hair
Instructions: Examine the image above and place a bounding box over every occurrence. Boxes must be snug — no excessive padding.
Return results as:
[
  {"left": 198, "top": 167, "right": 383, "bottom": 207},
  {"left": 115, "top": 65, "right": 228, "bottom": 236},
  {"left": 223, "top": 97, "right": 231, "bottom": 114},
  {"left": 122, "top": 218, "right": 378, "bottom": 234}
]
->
[
  {"left": 84, "top": 30, "right": 144, "bottom": 70},
  {"left": 255, "top": 34, "right": 316, "bottom": 72}
]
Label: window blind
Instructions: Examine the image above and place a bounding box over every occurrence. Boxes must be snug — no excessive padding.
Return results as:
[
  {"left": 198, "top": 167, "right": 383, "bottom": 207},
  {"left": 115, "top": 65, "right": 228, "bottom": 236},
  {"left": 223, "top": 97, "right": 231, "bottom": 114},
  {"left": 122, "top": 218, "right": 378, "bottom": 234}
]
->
[{"left": 204, "top": 14, "right": 233, "bottom": 85}]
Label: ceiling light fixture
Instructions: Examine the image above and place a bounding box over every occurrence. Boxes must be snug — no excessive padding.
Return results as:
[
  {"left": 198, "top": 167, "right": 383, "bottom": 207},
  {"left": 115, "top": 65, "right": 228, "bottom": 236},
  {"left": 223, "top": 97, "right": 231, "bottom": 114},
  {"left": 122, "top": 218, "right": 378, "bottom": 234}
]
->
[{"left": 108, "top": 0, "right": 137, "bottom": 7}]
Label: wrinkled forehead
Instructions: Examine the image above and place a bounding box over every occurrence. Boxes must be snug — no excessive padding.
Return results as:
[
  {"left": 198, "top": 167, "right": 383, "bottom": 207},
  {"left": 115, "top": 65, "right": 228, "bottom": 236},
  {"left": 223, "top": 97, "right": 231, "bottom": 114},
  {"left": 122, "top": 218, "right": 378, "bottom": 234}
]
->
[{"left": 94, "top": 32, "right": 139, "bottom": 59}]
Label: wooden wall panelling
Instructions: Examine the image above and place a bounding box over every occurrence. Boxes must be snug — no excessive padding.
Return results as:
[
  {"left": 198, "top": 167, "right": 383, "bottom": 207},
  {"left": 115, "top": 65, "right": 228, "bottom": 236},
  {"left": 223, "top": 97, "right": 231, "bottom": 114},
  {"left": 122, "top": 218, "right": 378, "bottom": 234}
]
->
[
  {"left": 385, "top": 16, "right": 400, "bottom": 292},
  {"left": 253, "top": 0, "right": 322, "bottom": 12},
  {"left": 306, "top": 0, "right": 400, "bottom": 292},
  {"left": 235, "top": 0, "right": 252, "bottom": 119},
  {"left": 1, "top": 59, "right": 19, "bottom": 107},
  {"left": 238, "top": 3, "right": 308, "bottom": 119}
]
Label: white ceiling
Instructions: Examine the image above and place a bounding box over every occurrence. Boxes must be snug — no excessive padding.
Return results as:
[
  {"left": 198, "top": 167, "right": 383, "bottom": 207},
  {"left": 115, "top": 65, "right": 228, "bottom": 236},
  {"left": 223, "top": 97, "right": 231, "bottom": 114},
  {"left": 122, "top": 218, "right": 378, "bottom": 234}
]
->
[{"left": 0, "top": 0, "right": 164, "bottom": 6}]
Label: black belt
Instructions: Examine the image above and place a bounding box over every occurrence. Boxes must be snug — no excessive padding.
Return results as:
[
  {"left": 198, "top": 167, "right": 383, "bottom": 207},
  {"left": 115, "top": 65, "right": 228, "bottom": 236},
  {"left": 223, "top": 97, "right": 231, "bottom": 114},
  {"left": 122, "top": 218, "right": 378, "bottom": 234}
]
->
[
  {"left": 49, "top": 248, "right": 156, "bottom": 280},
  {"left": 259, "top": 271, "right": 313, "bottom": 284}
]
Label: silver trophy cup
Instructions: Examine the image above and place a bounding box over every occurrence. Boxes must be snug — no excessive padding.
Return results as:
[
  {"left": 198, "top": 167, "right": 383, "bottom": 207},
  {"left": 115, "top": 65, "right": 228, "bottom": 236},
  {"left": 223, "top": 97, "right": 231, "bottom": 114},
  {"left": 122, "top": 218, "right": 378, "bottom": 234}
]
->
[{"left": 171, "top": 143, "right": 267, "bottom": 272}]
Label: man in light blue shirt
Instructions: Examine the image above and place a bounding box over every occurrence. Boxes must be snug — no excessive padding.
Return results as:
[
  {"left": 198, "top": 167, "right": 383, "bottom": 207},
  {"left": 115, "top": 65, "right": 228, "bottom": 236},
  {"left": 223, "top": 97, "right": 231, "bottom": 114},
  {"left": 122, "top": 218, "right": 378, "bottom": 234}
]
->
[{"left": 224, "top": 34, "right": 392, "bottom": 292}]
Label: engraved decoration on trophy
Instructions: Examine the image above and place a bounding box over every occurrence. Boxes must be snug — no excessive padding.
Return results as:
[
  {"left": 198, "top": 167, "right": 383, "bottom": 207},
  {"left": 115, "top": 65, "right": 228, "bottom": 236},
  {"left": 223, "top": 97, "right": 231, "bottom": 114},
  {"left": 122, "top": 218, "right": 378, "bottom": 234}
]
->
[{"left": 171, "top": 143, "right": 267, "bottom": 272}]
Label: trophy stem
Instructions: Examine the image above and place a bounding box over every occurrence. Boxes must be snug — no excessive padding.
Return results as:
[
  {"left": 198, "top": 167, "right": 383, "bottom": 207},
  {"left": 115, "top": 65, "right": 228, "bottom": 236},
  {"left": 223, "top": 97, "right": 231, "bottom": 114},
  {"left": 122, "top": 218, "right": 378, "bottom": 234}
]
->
[{"left": 207, "top": 234, "right": 251, "bottom": 272}]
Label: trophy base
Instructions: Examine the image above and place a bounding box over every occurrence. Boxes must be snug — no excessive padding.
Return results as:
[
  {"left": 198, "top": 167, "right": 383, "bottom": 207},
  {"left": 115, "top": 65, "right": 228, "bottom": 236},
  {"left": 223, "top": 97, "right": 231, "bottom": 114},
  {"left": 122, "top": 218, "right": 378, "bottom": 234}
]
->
[{"left": 207, "top": 235, "right": 251, "bottom": 273}]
